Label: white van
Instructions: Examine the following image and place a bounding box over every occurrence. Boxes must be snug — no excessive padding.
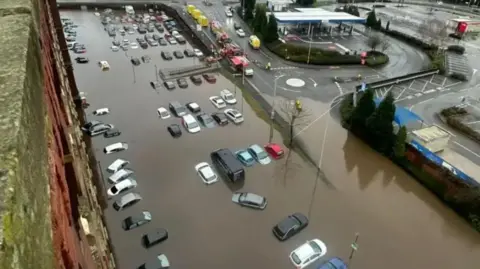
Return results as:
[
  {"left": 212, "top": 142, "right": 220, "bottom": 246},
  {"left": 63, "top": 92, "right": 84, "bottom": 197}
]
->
[
  {"left": 107, "top": 159, "right": 130, "bottom": 173},
  {"left": 181, "top": 114, "right": 201, "bottom": 133}
]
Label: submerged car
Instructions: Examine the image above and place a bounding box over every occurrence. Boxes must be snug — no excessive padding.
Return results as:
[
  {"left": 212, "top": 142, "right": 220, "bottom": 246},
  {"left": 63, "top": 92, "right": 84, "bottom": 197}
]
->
[
  {"left": 107, "top": 178, "right": 138, "bottom": 198},
  {"left": 273, "top": 212, "right": 309, "bottom": 241},
  {"left": 232, "top": 192, "right": 267, "bottom": 209},
  {"left": 248, "top": 144, "right": 271, "bottom": 165},
  {"left": 194, "top": 162, "right": 218, "bottom": 185},
  {"left": 289, "top": 239, "right": 327, "bottom": 269},
  {"left": 122, "top": 211, "right": 152, "bottom": 231},
  {"left": 113, "top": 192, "right": 142, "bottom": 211},
  {"left": 104, "top": 142, "right": 128, "bottom": 154},
  {"left": 235, "top": 149, "right": 255, "bottom": 166}
]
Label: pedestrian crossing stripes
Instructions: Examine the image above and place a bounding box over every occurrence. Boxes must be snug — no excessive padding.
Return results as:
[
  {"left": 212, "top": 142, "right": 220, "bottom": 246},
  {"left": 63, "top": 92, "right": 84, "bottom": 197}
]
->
[{"left": 270, "top": 66, "right": 298, "bottom": 71}]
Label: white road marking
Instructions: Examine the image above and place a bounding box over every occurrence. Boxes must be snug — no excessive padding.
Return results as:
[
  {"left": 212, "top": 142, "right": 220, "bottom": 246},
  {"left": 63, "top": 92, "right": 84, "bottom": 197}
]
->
[
  {"left": 423, "top": 89, "right": 436, "bottom": 94},
  {"left": 445, "top": 81, "right": 462, "bottom": 88},
  {"left": 466, "top": 120, "right": 480, "bottom": 124},
  {"left": 279, "top": 86, "right": 301, "bottom": 93},
  {"left": 396, "top": 87, "right": 407, "bottom": 100},
  {"left": 334, "top": 82, "right": 343, "bottom": 94},
  {"left": 453, "top": 141, "right": 480, "bottom": 159},
  {"left": 417, "top": 97, "right": 434, "bottom": 105}
]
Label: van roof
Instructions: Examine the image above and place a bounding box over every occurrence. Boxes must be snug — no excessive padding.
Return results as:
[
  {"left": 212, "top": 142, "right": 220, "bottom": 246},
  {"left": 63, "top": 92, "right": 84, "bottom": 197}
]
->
[{"left": 213, "top": 148, "right": 244, "bottom": 172}]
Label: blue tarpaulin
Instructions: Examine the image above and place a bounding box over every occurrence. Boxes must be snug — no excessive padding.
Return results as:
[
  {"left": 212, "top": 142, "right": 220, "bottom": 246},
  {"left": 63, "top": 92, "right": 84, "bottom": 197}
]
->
[
  {"left": 410, "top": 140, "right": 479, "bottom": 186},
  {"left": 374, "top": 98, "right": 423, "bottom": 126}
]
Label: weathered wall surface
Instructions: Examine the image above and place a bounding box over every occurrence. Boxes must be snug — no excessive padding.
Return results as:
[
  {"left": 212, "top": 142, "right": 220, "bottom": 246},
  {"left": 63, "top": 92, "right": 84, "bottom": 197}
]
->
[
  {"left": 0, "top": 0, "right": 115, "bottom": 268},
  {"left": 0, "top": 0, "right": 54, "bottom": 268}
]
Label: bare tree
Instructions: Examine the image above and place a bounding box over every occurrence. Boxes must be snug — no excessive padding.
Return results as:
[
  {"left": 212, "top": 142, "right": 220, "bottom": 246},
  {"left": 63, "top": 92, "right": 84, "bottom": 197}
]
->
[
  {"left": 279, "top": 99, "right": 311, "bottom": 146},
  {"left": 417, "top": 18, "right": 449, "bottom": 51},
  {"left": 380, "top": 37, "right": 391, "bottom": 52},
  {"left": 365, "top": 34, "right": 382, "bottom": 51}
]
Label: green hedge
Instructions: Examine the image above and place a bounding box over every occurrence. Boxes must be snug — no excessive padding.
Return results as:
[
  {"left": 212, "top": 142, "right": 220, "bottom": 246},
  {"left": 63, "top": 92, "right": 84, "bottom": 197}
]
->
[
  {"left": 267, "top": 42, "right": 389, "bottom": 66},
  {"left": 447, "top": 45, "right": 466, "bottom": 55},
  {"left": 380, "top": 28, "right": 438, "bottom": 51}
]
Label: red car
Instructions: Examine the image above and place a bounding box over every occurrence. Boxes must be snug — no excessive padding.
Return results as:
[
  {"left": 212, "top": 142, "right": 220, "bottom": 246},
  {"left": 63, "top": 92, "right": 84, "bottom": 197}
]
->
[
  {"left": 265, "top": 143, "right": 284, "bottom": 159},
  {"left": 202, "top": 73, "right": 217, "bottom": 83}
]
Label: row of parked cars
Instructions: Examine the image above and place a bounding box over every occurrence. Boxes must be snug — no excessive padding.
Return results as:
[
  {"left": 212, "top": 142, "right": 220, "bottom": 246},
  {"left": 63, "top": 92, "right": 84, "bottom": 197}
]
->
[{"left": 80, "top": 105, "right": 171, "bottom": 268}]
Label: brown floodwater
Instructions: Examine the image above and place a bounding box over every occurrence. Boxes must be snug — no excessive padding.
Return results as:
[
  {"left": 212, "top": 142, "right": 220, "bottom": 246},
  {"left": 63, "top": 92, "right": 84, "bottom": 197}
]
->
[{"left": 64, "top": 10, "right": 480, "bottom": 269}]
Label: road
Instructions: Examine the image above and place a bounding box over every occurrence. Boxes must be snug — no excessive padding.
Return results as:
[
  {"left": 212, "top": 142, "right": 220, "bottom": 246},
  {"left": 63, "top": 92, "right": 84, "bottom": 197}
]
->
[{"left": 63, "top": 8, "right": 480, "bottom": 269}]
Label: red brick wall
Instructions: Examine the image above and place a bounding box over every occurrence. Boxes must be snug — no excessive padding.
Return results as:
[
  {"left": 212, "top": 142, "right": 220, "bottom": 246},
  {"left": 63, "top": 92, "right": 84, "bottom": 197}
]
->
[{"left": 39, "top": 1, "right": 98, "bottom": 269}]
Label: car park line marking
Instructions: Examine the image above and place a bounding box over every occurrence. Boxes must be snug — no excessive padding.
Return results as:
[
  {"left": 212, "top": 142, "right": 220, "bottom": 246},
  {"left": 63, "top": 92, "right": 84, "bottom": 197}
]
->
[
  {"left": 445, "top": 81, "right": 462, "bottom": 88},
  {"left": 396, "top": 87, "right": 407, "bottom": 100},
  {"left": 417, "top": 97, "right": 434, "bottom": 105},
  {"left": 423, "top": 89, "right": 436, "bottom": 94},
  {"left": 453, "top": 141, "right": 480, "bottom": 159}
]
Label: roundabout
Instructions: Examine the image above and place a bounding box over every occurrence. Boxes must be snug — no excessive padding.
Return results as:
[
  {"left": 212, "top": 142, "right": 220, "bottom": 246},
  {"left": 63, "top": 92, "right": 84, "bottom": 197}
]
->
[{"left": 286, "top": 78, "right": 306, "bottom": 88}]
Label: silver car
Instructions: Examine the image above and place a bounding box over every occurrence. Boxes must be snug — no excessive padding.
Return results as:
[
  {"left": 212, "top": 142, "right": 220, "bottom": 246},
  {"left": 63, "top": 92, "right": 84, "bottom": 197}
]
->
[
  {"left": 108, "top": 168, "right": 134, "bottom": 184},
  {"left": 232, "top": 192, "right": 267, "bottom": 210},
  {"left": 113, "top": 192, "right": 142, "bottom": 211}
]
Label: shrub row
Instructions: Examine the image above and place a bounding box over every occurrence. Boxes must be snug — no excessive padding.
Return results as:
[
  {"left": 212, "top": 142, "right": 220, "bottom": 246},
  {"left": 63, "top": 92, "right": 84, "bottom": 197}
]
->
[
  {"left": 380, "top": 28, "right": 438, "bottom": 51},
  {"left": 447, "top": 45, "right": 466, "bottom": 55},
  {"left": 440, "top": 106, "right": 467, "bottom": 117},
  {"left": 445, "top": 116, "right": 480, "bottom": 143},
  {"left": 267, "top": 42, "right": 389, "bottom": 66}
]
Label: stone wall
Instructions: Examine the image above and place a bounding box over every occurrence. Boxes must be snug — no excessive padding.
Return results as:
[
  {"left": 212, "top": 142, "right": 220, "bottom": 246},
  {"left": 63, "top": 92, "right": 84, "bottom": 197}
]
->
[{"left": 0, "top": 0, "right": 115, "bottom": 268}]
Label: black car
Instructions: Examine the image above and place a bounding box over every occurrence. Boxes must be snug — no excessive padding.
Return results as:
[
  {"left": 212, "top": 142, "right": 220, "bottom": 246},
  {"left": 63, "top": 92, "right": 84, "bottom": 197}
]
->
[
  {"left": 167, "top": 124, "right": 182, "bottom": 137},
  {"left": 131, "top": 58, "right": 141, "bottom": 66},
  {"left": 176, "top": 78, "right": 188, "bottom": 88},
  {"left": 156, "top": 26, "right": 165, "bottom": 33},
  {"left": 75, "top": 57, "right": 89, "bottom": 63},
  {"left": 141, "top": 55, "right": 151, "bottom": 63},
  {"left": 158, "top": 38, "right": 167, "bottom": 46},
  {"left": 144, "top": 34, "right": 153, "bottom": 41},
  {"left": 161, "top": 51, "right": 173, "bottom": 60},
  {"left": 190, "top": 75, "right": 202, "bottom": 85},
  {"left": 169, "top": 101, "right": 187, "bottom": 117},
  {"left": 112, "top": 40, "right": 120, "bottom": 46},
  {"left": 81, "top": 120, "right": 103, "bottom": 131},
  {"left": 196, "top": 113, "right": 216, "bottom": 128},
  {"left": 142, "top": 229, "right": 169, "bottom": 249},
  {"left": 272, "top": 213, "right": 309, "bottom": 241},
  {"left": 150, "top": 81, "right": 161, "bottom": 89},
  {"left": 122, "top": 211, "right": 152, "bottom": 231},
  {"left": 184, "top": 49, "right": 195, "bottom": 57},
  {"left": 104, "top": 128, "right": 121, "bottom": 138},
  {"left": 137, "top": 27, "right": 147, "bottom": 34},
  {"left": 234, "top": 22, "right": 241, "bottom": 30},
  {"left": 136, "top": 37, "right": 143, "bottom": 43},
  {"left": 152, "top": 34, "right": 161, "bottom": 40},
  {"left": 212, "top": 112, "right": 228, "bottom": 126},
  {"left": 173, "top": 51, "right": 184, "bottom": 59},
  {"left": 163, "top": 81, "right": 176, "bottom": 90},
  {"left": 140, "top": 42, "right": 148, "bottom": 49}
]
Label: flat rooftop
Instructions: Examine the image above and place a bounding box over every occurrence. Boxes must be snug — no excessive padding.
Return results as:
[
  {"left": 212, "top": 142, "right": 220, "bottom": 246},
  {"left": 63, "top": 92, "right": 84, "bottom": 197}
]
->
[
  {"left": 411, "top": 125, "right": 451, "bottom": 143},
  {"left": 274, "top": 8, "right": 366, "bottom": 24}
]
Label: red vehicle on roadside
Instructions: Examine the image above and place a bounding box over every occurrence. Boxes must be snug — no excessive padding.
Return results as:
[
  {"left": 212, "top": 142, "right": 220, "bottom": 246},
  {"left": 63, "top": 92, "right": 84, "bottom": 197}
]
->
[
  {"left": 202, "top": 73, "right": 216, "bottom": 83},
  {"left": 265, "top": 143, "right": 284, "bottom": 159}
]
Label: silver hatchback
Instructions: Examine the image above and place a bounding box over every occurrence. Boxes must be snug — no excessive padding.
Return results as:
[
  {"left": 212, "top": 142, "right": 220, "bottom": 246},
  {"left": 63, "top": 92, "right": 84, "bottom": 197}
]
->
[{"left": 113, "top": 192, "right": 142, "bottom": 211}]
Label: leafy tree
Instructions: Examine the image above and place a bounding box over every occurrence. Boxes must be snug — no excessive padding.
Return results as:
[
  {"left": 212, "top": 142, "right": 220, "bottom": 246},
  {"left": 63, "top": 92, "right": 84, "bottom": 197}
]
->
[
  {"left": 393, "top": 126, "right": 407, "bottom": 158},
  {"left": 366, "top": 10, "right": 378, "bottom": 28},
  {"left": 350, "top": 89, "right": 376, "bottom": 137},
  {"left": 366, "top": 92, "right": 396, "bottom": 154},
  {"left": 264, "top": 14, "right": 279, "bottom": 43},
  {"left": 377, "top": 19, "right": 382, "bottom": 29},
  {"left": 253, "top": 4, "right": 268, "bottom": 38},
  {"left": 340, "top": 94, "right": 354, "bottom": 128},
  {"left": 243, "top": 0, "right": 256, "bottom": 21},
  {"left": 344, "top": 5, "right": 360, "bottom": 17},
  {"left": 296, "top": 0, "right": 315, "bottom": 6}
]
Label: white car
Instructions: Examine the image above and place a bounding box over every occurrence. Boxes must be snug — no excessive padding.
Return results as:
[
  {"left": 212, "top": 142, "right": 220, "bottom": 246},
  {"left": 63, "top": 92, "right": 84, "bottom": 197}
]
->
[
  {"left": 236, "top": 29, "right": 245, "bottom": 37},
  {"left": 171, "top": 30, "right": 181, "bottom": 39},
  {"left": 220, "top": 89, "right": 237, "bottom": 105},
  {"left": 194, "top": 162, "right": 218, "bottom": 185},
  {"left": 104, "top": 142, "right": 128, "bottom": 154},
  {"left": 157, "top": 107, "right": 170, "bottom": 119},
  {"left": 93, "top": 108, "right": 110, "bottom": 116},
  {"left": 193, "top": 48, "right": 203, "bottom": 57},
  {"left": 225, "top": 10, "right": 233, "bottom": 17},
  {"left": 289, "top": 239, "right": 327, "bottom": 269},
  {"left": 108, "top": 168, "right": 134, "bottom": 184},
  {"left": 209, "top": 96, "right": 226, "bottom": 109},
  {"left": 111, "top": 45, "right": 119, "bottom": 52},
  {"left": 181, "top": 114, "right": 201, "bottom": 133},
  {"left": 168, "top": 38, "right": 177, "bottom": 45},
  {"left": 132, "top": 24, "right": 138, "bottom": 30},
  {"left": 107, "top": 159, "right": 130, "bottom": 173},
  {"left": 107, "top": 178, "right": 138, "bottom": 198},
  {"left": 98, "top": 61, "right": 110, "bottom": 71},
  {"left": 224, "top": 108, "right": 244, "bottom": 124},
  {"left": 130, "top": 42, "right": 139, "bottom": 49},
  {"left": 123, "top": 39, "right": 129, "bottom": 45}
]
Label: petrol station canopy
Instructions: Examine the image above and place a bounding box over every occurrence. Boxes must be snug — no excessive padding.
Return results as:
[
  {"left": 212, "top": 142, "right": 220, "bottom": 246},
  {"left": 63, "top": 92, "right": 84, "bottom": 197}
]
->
[{"left": 273, "top": 8, "right": 366, "bottom": 24}]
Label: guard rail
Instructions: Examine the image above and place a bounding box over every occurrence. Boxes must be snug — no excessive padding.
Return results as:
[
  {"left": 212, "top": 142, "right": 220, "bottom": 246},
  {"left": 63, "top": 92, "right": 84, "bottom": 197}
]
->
[{"left": 355, "top": 69, "right": 439, "bottom": 91}]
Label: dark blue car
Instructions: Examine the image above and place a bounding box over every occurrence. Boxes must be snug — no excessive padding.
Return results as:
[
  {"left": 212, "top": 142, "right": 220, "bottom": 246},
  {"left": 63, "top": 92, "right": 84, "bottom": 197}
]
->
[{"left": 317, "top": 257, "right": 347, "bottom": 269}]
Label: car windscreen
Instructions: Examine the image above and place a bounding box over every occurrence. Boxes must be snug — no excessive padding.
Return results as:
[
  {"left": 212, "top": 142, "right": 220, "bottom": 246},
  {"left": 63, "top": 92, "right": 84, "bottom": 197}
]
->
[
  {"left": 309, "top": 241, "right": 322, "bottom": 253},
  {"left": 110, "top": 186, "right": 118, "bottom": 193},
  {"left": 176, "top": 106, "right": 186, "bottom": 114},
  {"left": 291, "top": 253, "right": 302, "bottom": 265},
  {"left": 187, "top": 121, "right": 199, "bottom": 129}
]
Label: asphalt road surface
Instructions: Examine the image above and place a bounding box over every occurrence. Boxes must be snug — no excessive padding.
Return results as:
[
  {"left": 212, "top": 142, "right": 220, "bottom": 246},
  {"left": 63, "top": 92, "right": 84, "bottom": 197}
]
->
[{"left": 64, "top": 9, "right": 480, "bottom": 269}]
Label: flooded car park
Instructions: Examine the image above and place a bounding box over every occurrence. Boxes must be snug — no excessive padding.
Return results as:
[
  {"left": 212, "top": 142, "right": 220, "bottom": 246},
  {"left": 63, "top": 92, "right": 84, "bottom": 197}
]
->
[{"left": 63, "top": 8, "right": 480, "bottom": 269}]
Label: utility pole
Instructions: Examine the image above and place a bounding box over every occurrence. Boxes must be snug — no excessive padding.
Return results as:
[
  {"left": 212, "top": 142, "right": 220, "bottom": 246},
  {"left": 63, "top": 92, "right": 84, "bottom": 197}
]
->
[{"left": 348, "top": 233, "right": 360, "bottom": 267}]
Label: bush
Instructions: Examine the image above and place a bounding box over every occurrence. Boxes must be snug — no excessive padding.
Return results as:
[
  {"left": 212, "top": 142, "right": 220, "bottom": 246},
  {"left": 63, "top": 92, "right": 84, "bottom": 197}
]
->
[
  {"left": 372, "top": 4, "right": 386, "bottom": 8},
  {"left": 441, "top": 106, "right": 467, "bottom": 117},
  {"left": 365, "top": 51, "right": 389, "bottom": 66},
  {"left": 450, "top": 72, "right": 468, "bottom": 81},
  {"left": 267, "top": 42, "right": 363, "bottom": 65},
  {"left": 446, "top": 117, "right": 480, "bottom": 143},
  {"left": 381, "top": 28, "right": 438, "bottom": 50},
  {"left": 426, "top": 50, "right": 445, "bottom": 74},
  {"left": 447, "top": 45, "right": 466, "bottom": 54}
]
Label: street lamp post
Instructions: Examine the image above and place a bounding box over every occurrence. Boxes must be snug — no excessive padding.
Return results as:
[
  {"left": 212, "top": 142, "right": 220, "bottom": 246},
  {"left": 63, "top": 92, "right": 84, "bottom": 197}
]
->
[{"left": 270, "top": 74, "right": 285, "bottom": 120}]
